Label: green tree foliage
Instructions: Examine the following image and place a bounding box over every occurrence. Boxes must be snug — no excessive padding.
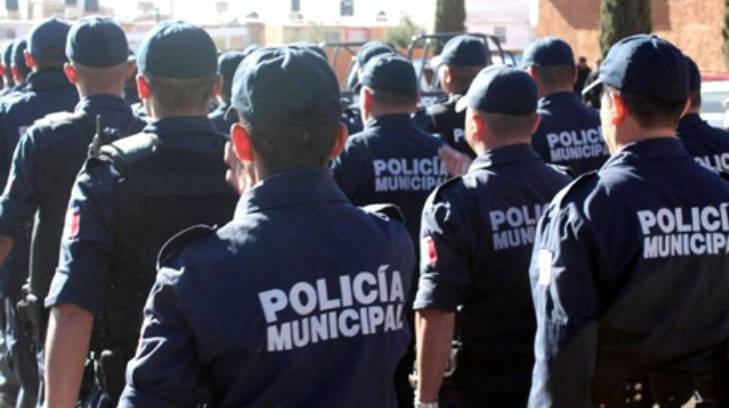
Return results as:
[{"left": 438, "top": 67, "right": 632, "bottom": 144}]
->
[
  {"left": 599, "top": 0, "right": 652, "bottom": 56},
  {"left": 434, "top": 0, "right": 466, "bottom": 34},
  {"left": 385, "top": 17, "right": 426, "bottom": 49}
]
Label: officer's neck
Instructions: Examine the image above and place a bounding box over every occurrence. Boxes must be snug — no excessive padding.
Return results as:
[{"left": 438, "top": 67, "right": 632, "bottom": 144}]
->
[
  {"left": 147, "top": 101, "right": 209, "bottom": 119},
  {"left": 612, "top": 126, "right": 677, "bottom": 153},
  {"left": 538, "top": 85, "right": 574, "bottom": 99},
  {"left": 472, "top": 134, "right": 531, "bottom": 156}
]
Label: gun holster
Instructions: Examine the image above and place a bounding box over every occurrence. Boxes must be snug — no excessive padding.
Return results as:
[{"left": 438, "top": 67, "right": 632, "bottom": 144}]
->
[{"left": 16, "top": 293, "right": 43, "bottom": 349}]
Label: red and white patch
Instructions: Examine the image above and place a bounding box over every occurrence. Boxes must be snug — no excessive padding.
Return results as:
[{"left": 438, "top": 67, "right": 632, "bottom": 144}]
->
[
  {"left": 422, "top": 236, "right": 438, "bottom": 266},
  {"left": 537, "top": 249, "right": 553, "bottom": 286},
  {"left": 64, "top": 208, "right": 81, "bottom": 239}
]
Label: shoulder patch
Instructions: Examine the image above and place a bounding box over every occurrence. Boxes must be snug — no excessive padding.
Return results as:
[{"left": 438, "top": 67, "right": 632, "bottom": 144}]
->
[
  {"left": 552, "top": 170, "right": 598, "bottom": 208},
  {"left": 156, "top": 224, "right": 217, "bottom": 269},
  {"left": 98, "top": 132, "right": 160, "bottom": 171},
  {"left": 362, "top": 203, "right": 405, "bottom": 223}
]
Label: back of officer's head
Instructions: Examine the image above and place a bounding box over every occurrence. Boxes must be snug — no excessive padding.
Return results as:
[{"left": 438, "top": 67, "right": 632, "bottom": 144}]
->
[
  {"left": 28, "top": 18, "right": 71, "bottom": 70},
  {"left": 455, "top": 65, "right": 539, "bottom": 153},
  {"left": 685, "top": 55, "right": 701, "bottom": 110},
  {"left": 522, "top": 37, "right": 576, "bottom": 96},
  {"left": 2, "top": 42, "right": 13, "bottom": 85},
  {"left": 438, "top": 35, "right": 488, "bottom": 94},
  {"left": 594, "top": 35, "right": 688, "bottom": 142},
  {"left": 137, "top": 21, "right": 219, "bottom": 117},
  {"left": 359, "top": 54, "right": 418, "bottom": 116},
  {"left": 218, "top": 47, "right": 257, "bottom": 104},
  {"left": 65, "top": 17, "right": 132, "bottom": 97},
  {"left": 11, "top": 39, "right": 29, "bottom": 81},
  {"left": 231, "top": 47, "right": 343, "bottom": 173}
]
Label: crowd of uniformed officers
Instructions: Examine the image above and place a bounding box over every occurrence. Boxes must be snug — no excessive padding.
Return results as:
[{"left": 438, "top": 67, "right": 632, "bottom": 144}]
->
[{"left": 0, "top": 13, "right": 724, "bottom": 408}]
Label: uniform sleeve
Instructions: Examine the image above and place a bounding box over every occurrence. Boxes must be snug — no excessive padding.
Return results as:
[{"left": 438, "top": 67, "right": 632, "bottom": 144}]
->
[
  {"left": 527, "top": 201, "right": 600, "bottom": 407},
  {"left": 118, "top": 262, "right": 208, "bottom": 407},
  {"left": 44, "top": 159, "right": 119, "bottom": 314},
  {"left": 331, "top": 139, "right": 366, "bottom": 199},
  {"left": 412, "top": 190, "right": 471, "bottom": 312},
  {"left": 0, "top": 128, "right": 42, "bottom": 237}
]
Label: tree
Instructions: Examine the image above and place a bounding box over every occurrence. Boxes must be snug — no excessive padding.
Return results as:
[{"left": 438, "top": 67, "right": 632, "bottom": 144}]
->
[
  {"left": 385, "top": 17, "right": 426, "bottom": 49},
  {"left": 723, "top": 0, "right": 729, "bottom": 69},
  {"left": 434, "top": 0, "right": 466, "bottom": 34},
  {"left": 599, "top": 0, "right": 652, "bottom": 56}
]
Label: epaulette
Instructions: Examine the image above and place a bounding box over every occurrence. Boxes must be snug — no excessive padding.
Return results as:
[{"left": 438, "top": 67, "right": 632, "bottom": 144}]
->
[
  {"left": 430, "top": 174, "right": 462, "bottom": 199},
  {"left": 156, "top": 224, "right": 217, "bottom": 269},
  {"left": 363, "top": 203, "right": 405, "bottom": 224},
  {"left": 97, "top": 132, "right": 160, "bottom": 171},
  {"left": 33, "top": 111, "right": 81, "bottom": 131},
  {"left": 548, "top": 163, "right": 574, "bottom": 179},
  {"left": 552, "top": 170, "right": 599, "bottom": 208}
]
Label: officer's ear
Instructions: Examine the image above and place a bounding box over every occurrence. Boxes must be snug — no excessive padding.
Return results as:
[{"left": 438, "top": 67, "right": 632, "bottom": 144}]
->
[
  {"left": 10, "top": 66, "right": 21, "bottom": 83},
  {"left": 210, "top": 73, "right": 223, "bottom": 100},
  {"left": 136, "top": 74, "right": 151, "bottom": 101},
  {"left": 608, "top": 90, "right": 627, "bottom": 125},
  {"left": 328, "top": 123, "right": 348, "bottom": 160},
  {"left": 63, "top": 63, "right": 78, "bottom": 85},
  {"left": 526, "top": 66, "right": 538, "bottom": 81},
  {"left": 361, "top": 87, "right": 373, "bottom": 112},
  {"left": 23, "top": 50, "right": 35, "bottom": 70},
  {"left": 230, "top": 122, "right": 253, "bottom": 162}
]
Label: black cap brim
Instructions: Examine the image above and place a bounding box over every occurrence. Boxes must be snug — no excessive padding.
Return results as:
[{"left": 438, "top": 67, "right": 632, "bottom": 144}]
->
[
  {"left": 455, "top": 96, "right": 470, "bottom": 113},
  {"left": 581, "top": 77, "right": 603, "bottom": 97}
]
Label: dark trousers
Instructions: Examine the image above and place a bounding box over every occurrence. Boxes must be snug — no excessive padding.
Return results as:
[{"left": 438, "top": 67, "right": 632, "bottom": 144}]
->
[
  {"left": 439, "top": 371, "right": 531, "bottom": 408},
  {"left": 4, "top": 298, "right": 37, "bottom": 408}
]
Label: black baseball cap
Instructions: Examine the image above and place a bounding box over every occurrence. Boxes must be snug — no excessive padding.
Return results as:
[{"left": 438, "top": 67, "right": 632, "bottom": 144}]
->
[
  {"left": 218, "top": 51, "right": 246, "bottom": 87},
  {"left": 2, "top": 42, "right": 12, "bottom": 69},
  {"left": 137, "top": 21, "right": 217, "bottom": 78},
  {"left": 522, "top": 36, "right": 574, "bottom": 68},
  {"left": 440, "top": 35, "right": 488, "bottom": 66},
  {"left": 66, "top": 17, "right": 129, "bottom": 68},
  {"left": 231, "top": 46, "right": 340, "bottom": 126},
  {"left": 582, "top": 34, "right": 688, "bottom": 101},
  {"left": 456, "top": 65, "right": 538, "bottom": 115},
  {"left": 685, "top": 55, "right": 700, "bottom": 92},
  {"left": 288, "top": 42, "right": 327, "bottom": 60},
  {"left": 29, "top": 18, "right": 71, "bottom": 64},
  {"left": 11, "top": 39, "right": 28, "bottom": 71},
  {"left": 359, "top": 53, "right": 417, "bottom": 97},
  {"left": 356, "top": 41, "right": 393, "bottom": 67}
]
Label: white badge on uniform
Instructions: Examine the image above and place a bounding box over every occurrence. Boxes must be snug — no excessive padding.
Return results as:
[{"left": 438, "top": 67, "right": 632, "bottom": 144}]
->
[{"left": 537, "top": 249, "right": 553, "bottom": 287}]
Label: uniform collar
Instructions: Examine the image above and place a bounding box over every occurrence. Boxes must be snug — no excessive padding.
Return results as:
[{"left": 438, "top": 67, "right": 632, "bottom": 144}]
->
[
  {"left": 365, "top": 113, "right": 416, "bottom": 130},
  {"left": 235, "top": 167, "right": 349, "bottom": 216},
  {"left": 469, "top": 143, "right": 541, "bottom": 172},
  {"left": 143, "top": 116, "right": 219, "bottom": 137},
  {"left": 602, "top": 137, "right": 689, "bottom": 169},
  {"left": 677, "top": 113, "right": 705, "bottom": 132},
  {"left": 75, "top": 95, "right": 131, "bottom": 116},
  {"left": 538, "top": 91, "right": 581, "bottom": 109},
  {"left": 24, "top": 68, "right": 75, "bottom": 93}
]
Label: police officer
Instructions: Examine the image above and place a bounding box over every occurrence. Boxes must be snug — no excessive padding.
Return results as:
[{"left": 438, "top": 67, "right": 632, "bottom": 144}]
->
[
  {"left": 0, "top": 17, "right": 145, "bottom": 405},
  {"left": 523, "top": 37, "right": 608, "bottom": 175},
  {"left": 529, "top": 35, "right": 729, "bottom": 407},
  {"left": 677, "top": 56, "right": 729, "bottom": 178},
  {"left": 43, "top": 21, "right": 237, "bottom": 405},
  {"left": 117, "top": 45, "right": 413, "bottom": 407},
  {"left": 425, "top": 35, "right": 487, "bottom": 158},
  {"left": 1, "top": 43, "right": 15, "bottom": 97},
  {"left": 9, "top": 39, "right": 30, "bottom": 93},
  {"left": 208, "top": 45, "right": 259, "bottom": 133},
  {"left": 341, "top": 41, "right": 394, "bottom": 135},
  {"left": 332, "top": 53, "right": 447, "bottom": 408},
  {"left": 413, "top": 66, "right": 570, "bottom": 408}
]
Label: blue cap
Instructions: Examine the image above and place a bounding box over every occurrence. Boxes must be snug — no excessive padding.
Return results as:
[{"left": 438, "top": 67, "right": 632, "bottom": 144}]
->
[
  {"left": 685, "top": 55, "right": 700, "bottom": 92},
  {"left": 440, "top": 35, "right": 488, "bottom": 66},
  {"left": 232, "top": 47, "right": 340, "bottom": 126},
  {"left": 456, "top": 65, "right": 538, "bottom": 115},
  {"left": 522, "top": 36, "right": 574, "bottom": 67},
  {"left": 242, "top": 43, "right": 261, "bottom": 57},
  {"left": 356, "top": 41, "right": 393, "bottom": 67},
  {"left": 218, "top": 50, "right": 246, "bottom": 86},
  {"left": 584, "top": 34, "right": 688, "bottom": 101},
  {"left": 2, "top": 42, "right": 12, "bottom": 68},
  {"left": 137, "top": 21, "right": 217, "bottom": 78},
  {"left": 66, "top": 17, "right": 128, "bottom": 68},
  {"left": 11, "top": 39, "right": 28, "bottom": 71},
  {"left": 360, "top": 53, "right": 417, "bottom": 97},
  {"left": 29, "top": 18, "right": 71, "bottom": 64},
  {"left": 288, "top": 42, "right": 327, "bottom": 60}
]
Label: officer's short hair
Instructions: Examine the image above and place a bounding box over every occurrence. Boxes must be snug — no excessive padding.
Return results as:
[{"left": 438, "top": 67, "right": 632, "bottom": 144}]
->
[
  {"left": 73, "top": 62, "right": 129, "bottom": 87},
  {"left": 534, "top": 65, "right": 574, "bottom": 88},
  {"left": 240, "top": 116, "right": 339, "bottom": 171},
  {"left": 481, "top": 112, "right": 539, "bottom": 139},
  {"left": 445, "top": 64, "right": 484, "bottom": 94},
  {"left": 605, "top": 86, "right": 686, "bottom": 128},
  {"left": 144, "top": 73, "right": 215, "bottom": 112},
  {"left": 370, "top": 89, "right": 417, "bottom": 108}
]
